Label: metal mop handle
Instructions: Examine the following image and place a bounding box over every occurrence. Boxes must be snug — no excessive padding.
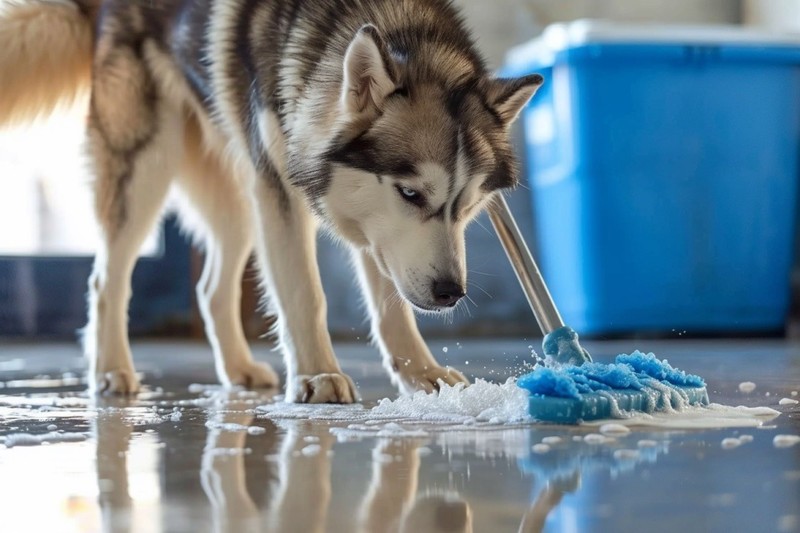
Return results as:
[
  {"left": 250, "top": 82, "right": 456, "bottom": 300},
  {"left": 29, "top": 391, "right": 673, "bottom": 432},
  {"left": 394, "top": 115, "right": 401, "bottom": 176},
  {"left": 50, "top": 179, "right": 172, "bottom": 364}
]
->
[{"left": 487, "top": 195, "right": 565, "bottom": 335}]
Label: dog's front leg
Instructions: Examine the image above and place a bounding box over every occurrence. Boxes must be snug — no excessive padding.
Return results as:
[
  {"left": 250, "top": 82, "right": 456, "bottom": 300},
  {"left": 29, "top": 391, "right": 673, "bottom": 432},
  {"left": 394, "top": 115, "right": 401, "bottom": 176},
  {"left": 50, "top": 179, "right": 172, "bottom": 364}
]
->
[
  {"left": 251, "top": 177, "right": 358, "bottom": 403},
  {"left": 352, "top": 249, "right": 468, "bottom": 394}
]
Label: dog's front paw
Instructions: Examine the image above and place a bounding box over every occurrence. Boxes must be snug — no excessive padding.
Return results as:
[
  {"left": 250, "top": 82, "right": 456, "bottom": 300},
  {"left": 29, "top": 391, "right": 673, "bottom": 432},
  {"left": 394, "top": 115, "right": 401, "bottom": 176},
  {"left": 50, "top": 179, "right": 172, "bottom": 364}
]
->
[
  {"left": 395, "top": 365, "right": 469, "bottom": 395},
  {"left": 223, "top": 361, "right": 280, "bottom": 389},
  {"left": 288, "top": 373, "right": 359, "bottom": 404},
  {"left": 93, "top": 368, "right": 141, "bottom": 396}
]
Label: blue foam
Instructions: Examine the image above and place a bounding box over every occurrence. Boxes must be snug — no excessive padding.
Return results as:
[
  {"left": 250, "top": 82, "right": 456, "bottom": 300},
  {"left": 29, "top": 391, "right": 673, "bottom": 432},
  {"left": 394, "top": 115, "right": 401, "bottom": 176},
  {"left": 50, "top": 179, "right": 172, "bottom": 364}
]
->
[
  {"left": 517, "top": 350, "right": 708, "bottom": 423},
  {"left": 542, "top": 326, "right": 592, "bottom": 366},
  {"left": 616, "top": 351, "right": 705, "bottom": 387}
]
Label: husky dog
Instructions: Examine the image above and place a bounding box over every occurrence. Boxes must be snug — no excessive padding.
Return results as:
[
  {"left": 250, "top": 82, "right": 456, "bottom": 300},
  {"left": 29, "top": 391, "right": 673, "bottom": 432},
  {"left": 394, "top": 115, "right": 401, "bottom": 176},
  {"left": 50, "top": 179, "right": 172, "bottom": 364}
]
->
[{"left": 0, "top": 0, "right": 541, "bottom": 402}]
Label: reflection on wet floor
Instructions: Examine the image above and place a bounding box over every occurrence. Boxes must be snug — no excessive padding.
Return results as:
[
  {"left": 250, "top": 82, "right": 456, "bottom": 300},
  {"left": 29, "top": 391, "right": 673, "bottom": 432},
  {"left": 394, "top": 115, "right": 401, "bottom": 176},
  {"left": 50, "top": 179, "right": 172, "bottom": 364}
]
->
[{"left": 1, "top": 339, "right": 799, "bottom": 533}]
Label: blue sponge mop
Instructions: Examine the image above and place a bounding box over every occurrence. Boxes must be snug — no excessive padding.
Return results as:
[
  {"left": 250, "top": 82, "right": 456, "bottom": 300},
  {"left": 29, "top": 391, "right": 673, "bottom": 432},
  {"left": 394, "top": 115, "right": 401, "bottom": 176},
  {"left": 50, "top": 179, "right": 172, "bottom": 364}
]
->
[
  {"left": 517, "top": 351, "right": 709, "bottom": 424},
  {"left": 488, "top": 196, "right": 709, "bottom": 424}
]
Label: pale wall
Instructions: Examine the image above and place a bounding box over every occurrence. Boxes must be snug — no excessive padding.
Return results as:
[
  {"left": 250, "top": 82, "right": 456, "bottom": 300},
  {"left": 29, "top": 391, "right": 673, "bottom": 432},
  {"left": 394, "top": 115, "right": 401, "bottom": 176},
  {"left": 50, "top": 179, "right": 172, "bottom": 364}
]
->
[{"left": 457, "top": 0, "right": 742, "bottom": 69}]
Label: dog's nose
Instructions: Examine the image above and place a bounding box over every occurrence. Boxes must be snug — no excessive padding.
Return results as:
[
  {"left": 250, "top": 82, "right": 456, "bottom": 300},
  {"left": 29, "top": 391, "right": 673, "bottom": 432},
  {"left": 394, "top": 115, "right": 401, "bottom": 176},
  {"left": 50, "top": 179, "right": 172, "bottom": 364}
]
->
[{"left": 432, "top": 280, "right": 465, "bottom": 307}]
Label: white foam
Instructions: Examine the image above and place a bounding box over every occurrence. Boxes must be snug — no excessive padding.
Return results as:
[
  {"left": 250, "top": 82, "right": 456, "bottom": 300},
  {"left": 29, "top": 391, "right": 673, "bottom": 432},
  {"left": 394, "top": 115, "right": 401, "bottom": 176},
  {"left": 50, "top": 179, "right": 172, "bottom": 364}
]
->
[
  {"left": 301, "top": 444, "right": 322, "bottom": 457},
  {"left": 2, "top": 431, "right": 87, "bottom": 448},
  {"left": 370, "top": 379, "right": 530, "bottom": 424},
  {"left": 373, "top": 452, "right": 394, "bottom": 463},
  {"left": 46, "top": 424, "right": 57, "bottom": 432},
  {"left": 208, "top": 447, "right": 251, "bottom": 456},
  {"left": 792, "top": 391, "right": 798, "bottom": 397},
  {"left": 637, "top": 439, "right": 659, "bottom": 448},
  {"left": 613, "top": 449, "right": 640, "bottom": 460},
  {"left": 246, "top": 426, "right": 266, "bottom": 435},
  {"left": 541, "top": 436, "right": 563, "bottom": 445},
  {"left": 779, "top": 398, "right": 799, "bottom": 406},
  {"left": 583, "top": 433, "right": 610, "bottom": 445},
  {"left": 784, "top": 471, "right": 800, "bottom": 482},
  {"left": 331, "top": 422, "right": 430, "bottom": 441},
  {"left": 205, "top": 421, "right": 247, "bottom": 431},
  {"left": 205, "top": 422, "right": 255, "bottom": 432},
  {"left": 773, "top": 435, "right": 800, "bottom": 448},
  {"left": 738, "top": 434, "right": 754, "bottom": 443},
  {"left": 738, "top": 382, "right": 757, "bottom": 393},
  {"left": 778, "top": 515, "right": 798, "bottom": 533},
  {"left": 586, "top": 403, "right": 779, "bottom": 429},
  {"left": 721, "top": 437, "right": 742, "bottom": 449},
  {"left": 375, "top": 422, "right": 429, "bottom": 438},
  {"left": 600, "top": 423, "right": 631, "bottom": 436},
  {"left": 257, "top": 403, "right": 370, "bottom": 421},
  {"left": 532, "top": 443, "right": 551, "bottom": 454},
  {"left": 254, "top": 376, "right": 778, "bottom": 435}
]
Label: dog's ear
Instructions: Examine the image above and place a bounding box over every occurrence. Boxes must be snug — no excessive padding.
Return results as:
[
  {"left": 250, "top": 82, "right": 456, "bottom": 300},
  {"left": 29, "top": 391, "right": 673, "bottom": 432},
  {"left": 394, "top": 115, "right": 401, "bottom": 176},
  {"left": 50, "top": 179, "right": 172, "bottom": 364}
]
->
[
  {"left": 341, "top": 25, "right": 398, "bottom": 117},
  {"left": 485, "top": 74, "right": 544, "bottom": 126}
]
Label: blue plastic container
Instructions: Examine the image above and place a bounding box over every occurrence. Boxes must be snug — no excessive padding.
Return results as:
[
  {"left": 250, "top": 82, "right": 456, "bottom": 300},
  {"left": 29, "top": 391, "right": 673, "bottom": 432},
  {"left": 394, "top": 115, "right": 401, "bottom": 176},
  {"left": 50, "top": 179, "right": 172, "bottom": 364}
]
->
[{"left": 504, "top": 22, "right": 800, "bottom": 335}]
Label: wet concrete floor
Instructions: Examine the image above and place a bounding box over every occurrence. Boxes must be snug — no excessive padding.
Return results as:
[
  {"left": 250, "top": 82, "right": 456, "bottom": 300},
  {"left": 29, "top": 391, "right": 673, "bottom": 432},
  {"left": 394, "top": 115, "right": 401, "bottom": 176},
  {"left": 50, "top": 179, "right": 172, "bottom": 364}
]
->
[{"left": 1, "top": 338, "right": 799, "bottom": 533}]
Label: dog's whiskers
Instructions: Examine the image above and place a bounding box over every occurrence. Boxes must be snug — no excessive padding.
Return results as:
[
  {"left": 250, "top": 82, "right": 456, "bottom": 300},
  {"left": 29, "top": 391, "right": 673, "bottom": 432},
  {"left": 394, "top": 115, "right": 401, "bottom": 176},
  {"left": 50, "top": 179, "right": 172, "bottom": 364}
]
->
[
  {"left": 467, "top": 281, "right": 493, "bottom": 300},
  {"left": 468, "top": 268, "right": 497, "bottom": 277}
]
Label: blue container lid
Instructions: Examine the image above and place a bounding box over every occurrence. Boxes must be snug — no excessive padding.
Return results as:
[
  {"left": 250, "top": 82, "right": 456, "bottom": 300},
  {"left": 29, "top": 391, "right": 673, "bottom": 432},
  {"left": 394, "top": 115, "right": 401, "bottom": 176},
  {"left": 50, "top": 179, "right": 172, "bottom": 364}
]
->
[{"left": 504, "top": 20, "right": 800, "bottom": 72}]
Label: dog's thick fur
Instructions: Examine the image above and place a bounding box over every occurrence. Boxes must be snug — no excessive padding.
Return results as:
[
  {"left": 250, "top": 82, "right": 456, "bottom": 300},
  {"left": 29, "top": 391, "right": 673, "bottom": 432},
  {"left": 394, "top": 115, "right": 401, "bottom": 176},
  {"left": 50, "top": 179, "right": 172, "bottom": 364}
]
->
[{"left": 0, "top": 0, "right": 541, "bottom": 402}]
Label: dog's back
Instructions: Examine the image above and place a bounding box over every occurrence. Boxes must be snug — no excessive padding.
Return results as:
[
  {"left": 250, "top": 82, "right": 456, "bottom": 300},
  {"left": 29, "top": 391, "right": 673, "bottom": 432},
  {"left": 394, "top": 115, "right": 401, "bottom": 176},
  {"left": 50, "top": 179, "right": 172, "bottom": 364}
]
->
[{"left": 0, "top": 0, "right": 540, "bottom": 401}]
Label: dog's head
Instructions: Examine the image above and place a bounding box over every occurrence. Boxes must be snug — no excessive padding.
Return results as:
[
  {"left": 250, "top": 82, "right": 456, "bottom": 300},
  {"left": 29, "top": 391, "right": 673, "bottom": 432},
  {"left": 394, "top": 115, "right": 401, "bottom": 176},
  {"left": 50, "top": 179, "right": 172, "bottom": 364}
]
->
[{"left": 322, "top": 25, "right": 542, "bottom": 312}]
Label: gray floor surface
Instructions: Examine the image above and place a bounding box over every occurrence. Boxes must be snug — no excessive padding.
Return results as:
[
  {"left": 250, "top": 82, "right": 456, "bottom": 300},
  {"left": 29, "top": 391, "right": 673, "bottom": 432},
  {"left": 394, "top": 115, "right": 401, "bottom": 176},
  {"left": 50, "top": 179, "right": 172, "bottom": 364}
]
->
[{"left": 1, "top": 338, "right": 799, "bottom": 533}]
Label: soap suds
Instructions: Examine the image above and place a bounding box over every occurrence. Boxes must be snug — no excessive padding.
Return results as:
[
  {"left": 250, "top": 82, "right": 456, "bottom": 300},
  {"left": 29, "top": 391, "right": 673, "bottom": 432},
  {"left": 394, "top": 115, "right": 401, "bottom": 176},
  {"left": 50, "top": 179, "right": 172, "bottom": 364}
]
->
[
  {"left": 773, "top": 435, "right": 800, "bottom": 448},
  {"left": 721, "top": 437, "right": 742, "bottom": 449},
  {"left": 613, "top": 449, "right": 640, "bottom": 460},
  {"left": 600, "top": 423, "right": 631, "bottom": 436},
  {"left": 584, "top": 433, "right": 611, "bottom": 445},
  {"left": 738, "top": 382, "right": 757, "bottom": 393},
  {"left": 2, "top": 431, "right": 88, "bottom": 448},
  {"left": 541, "top": 436, "right": 563, "bottom": 445},
  {"left": 778, "top": 515, "right": 798, "bottom": 533},
  {"left": 532, "top": 443, "right": 551, "bottom": 454},
  {"left": 371, "top": 379, "right": 530, "bottom": 424},
  {"left": 208, "top": 447, "right": 251, "bottom": 457},
  {"left": 206, "top": 421, "right": 265, "bottom": 434},
  {"left": 301, "top": 444, "right": 322, "bottom": 456},
  {"left": 254, "top": 364, "right": 777, "bottom": 434},
  {"left": 779, "top": 398, "right": 799, "bottom": 406},
  {"left": 585, "top": 403, "right": 779, "bottom": 429}
]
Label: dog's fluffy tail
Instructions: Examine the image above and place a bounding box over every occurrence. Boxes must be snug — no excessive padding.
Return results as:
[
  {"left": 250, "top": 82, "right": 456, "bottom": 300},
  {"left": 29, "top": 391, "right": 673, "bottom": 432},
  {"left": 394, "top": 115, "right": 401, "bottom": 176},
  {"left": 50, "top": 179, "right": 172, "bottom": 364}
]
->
[{"left": 0, "top": 0, "right": 93, "bottom": 126}]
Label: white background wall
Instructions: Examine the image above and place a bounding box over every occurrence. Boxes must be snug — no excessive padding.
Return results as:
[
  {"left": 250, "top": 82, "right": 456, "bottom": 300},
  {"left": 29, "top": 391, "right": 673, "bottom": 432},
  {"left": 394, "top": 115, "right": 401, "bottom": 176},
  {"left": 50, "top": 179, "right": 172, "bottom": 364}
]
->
[
  {"left": 456, "top": 0, "right": 742, "bottom": 68},
  {"left": 743, "top": 0, "right": 800, "bottom": 30}
]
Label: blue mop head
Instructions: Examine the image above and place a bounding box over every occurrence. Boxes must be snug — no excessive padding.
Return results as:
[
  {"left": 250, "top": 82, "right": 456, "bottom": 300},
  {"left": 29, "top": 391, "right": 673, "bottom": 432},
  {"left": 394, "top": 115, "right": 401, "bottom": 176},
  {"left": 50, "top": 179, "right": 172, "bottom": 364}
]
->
[
  {"left": 517, "top": 351, "right": 709, "bottom": 424},
  {"left": 542, "top": 326, "right": 593, "bottom": 366}
]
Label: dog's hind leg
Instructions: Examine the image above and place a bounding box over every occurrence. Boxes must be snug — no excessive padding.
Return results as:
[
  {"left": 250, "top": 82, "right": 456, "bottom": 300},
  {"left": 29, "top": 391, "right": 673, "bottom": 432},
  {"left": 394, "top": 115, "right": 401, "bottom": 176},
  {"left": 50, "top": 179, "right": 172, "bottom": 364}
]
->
[
  {"left": 352, "top": 249, "right": 468, "bottom": 394},
  {"left": 175, "top": 121, "right": 279, "bottom": 389},
  {"left": 83, "top": 47, "right": 182, "bottom": 395}
]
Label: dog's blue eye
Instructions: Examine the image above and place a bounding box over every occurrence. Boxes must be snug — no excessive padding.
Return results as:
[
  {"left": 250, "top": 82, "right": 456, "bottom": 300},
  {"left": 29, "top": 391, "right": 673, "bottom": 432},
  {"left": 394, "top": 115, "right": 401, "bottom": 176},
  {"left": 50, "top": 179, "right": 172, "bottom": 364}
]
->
[
  {"left": 401, "top": 187, "right": 418, "bottom": 198},
  {"left": 396, "top": 185, "right": 425, "bottom": 207}
]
